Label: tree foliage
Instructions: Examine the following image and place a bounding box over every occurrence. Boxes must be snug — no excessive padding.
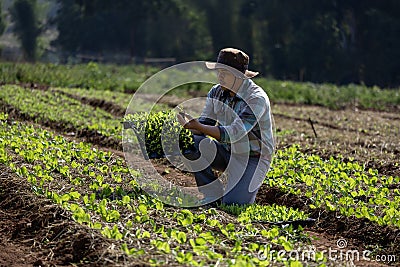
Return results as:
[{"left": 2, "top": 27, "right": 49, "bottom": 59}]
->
[
  {"left": 44, "top": 0, "right": 400, "bottom": 87},
  {"left": 0, "top": 4, "right": 5, "bottom": 36},
  {"left": 11, "top": 0, "right": 40, "bottom": 62},
  {"left": 53, "top": 0, "right": 212, "bottom": 60}
]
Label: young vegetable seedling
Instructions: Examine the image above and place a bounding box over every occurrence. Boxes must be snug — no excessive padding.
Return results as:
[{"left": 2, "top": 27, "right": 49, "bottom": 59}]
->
[{"left": 177, "top": 105, "right": 186, "bottom": 117}]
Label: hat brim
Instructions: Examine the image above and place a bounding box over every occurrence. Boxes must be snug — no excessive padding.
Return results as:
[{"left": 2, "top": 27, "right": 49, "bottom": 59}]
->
[{"left": 205, "top": 62, "right": 259, "bottom": 79}]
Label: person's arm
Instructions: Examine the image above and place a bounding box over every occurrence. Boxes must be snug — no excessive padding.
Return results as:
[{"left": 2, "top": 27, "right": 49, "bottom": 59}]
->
[
  {"left": 197, "top": 87, "right": 218, "bottom": 126},
  {"left": 189, "top": 129, "right": 203, "bottom": 135},
  {"left": 218, "top": 96, "right": 267, "bottom": 144},
  {"left": 183, "top": 86, "right": 220, "bottom": 136}
]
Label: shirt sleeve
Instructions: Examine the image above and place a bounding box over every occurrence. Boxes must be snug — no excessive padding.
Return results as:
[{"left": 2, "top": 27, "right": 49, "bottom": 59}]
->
[
  {"left": 218, "top": 96, "right": 267, "bottom": 144},
  {"left": 198, "top": 86, "right": 218, "bottom": 126}
]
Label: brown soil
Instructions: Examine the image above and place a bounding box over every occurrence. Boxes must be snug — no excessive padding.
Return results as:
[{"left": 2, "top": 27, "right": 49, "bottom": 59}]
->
[
  {"left": 272, "top": 103, "right": 400, "bottom": 177},
  {"left": 53, "top": 89, "right": 126, "bottom": 117},
  {"left": 307, "top": 231, "right": 390, "bottom": 267},
  {"left": 151, "top": 158, "right": 197, "bottom": 188},
  {"left": 0, "top": 166, "right": 147, "bottom": 267}
]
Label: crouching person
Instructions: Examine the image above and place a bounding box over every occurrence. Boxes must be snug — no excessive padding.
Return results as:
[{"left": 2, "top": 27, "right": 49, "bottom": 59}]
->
[{"left": 177, "top": 48, "right": 275, "bottom": 205}]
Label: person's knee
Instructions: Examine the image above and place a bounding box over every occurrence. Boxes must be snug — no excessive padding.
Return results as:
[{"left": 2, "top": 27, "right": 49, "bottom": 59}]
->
[
  {"left": 193, "top": 134, "right": 206, "bottom": 146},
  {"left": 221, "top": 178, "right": 259, "bottom": 205},
  {"left": 192, "top": 135, "right": 218, "bottom": 160}
]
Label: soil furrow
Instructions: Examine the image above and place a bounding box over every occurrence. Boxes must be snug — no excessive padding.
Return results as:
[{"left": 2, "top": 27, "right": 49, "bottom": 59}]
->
[
  {"left": 256, "top": 186, "right": 400, "bottom": 260},
  {"left": 0, "top": 166, "right": 139, "bottom": 267}
]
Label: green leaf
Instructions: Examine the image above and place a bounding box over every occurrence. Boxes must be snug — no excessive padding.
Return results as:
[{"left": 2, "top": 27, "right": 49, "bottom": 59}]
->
[
  {"left": 137, "top": 203, "right": 148, "bottom": 215},
  {"left": 142, "top": 231, "right": 151, "bottom": 238},
  {"left": 69, "top": 191, "right": 81, "bottom": 200},
  {"left": 177, "top": 232, "right": 187, "bottom": 243},
  {"left": 195, "top": 237, "right": 206, "bottom": 245},
  {"left": 122, "top": 195, "right": 131, "bottom": 205},
  {"left": 289, "top": 261, "right": 303, "bottom": 267}
]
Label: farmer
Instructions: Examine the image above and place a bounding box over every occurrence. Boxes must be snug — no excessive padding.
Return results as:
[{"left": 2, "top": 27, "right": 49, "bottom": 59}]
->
[{"left": 177, "top": 48, "right": 275, "bottom": 205}]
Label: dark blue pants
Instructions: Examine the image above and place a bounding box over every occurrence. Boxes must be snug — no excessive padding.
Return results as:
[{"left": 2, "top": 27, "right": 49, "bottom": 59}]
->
[{"left": 187, "top": 135, "right": 270, "bottom": 205}]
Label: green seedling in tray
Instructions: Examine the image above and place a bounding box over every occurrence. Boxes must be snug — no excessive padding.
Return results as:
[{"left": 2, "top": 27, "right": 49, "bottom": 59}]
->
[{"left": 124, "top": 111, "right": 195, "bottom": 159}]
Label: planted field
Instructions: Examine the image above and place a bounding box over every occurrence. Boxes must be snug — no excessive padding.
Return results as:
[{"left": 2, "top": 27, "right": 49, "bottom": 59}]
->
[
  {"left": 0, "top": 114, "right": 320, "bottom": 266},
  {"left": 0, "top": 63, "right": 399, "bottom": 266},
  {"left": 0, "top": 85, "right": 121, "bottom": 142}
]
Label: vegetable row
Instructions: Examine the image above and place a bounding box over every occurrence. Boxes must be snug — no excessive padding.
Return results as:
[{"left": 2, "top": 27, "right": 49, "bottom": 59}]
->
[
  {"left": 0, "top": 113, "right": 323, "bottom": 266},
  {"left": 267, "top": 145, "right": 400, "bottom": 227}
]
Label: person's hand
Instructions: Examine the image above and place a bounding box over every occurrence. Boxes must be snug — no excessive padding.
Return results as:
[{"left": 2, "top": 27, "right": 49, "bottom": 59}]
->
[
  {"left": 177, "top": 112, "right": 220, "bottom": 139},
  {"left": 177, "top": 112, "right": 198, "bottom": 130}
]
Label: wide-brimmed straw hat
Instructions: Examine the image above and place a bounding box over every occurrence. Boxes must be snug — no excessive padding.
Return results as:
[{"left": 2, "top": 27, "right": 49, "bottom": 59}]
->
[{"left": 206, "top": 48, "right": 259, "bottom": 79}]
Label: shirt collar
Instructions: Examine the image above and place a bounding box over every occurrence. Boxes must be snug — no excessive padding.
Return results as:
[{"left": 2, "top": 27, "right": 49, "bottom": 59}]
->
[
  {"left": 236, "top": 79, "right": 250, "bottom": 99},
  {"left": 219, "top": 79, "right": 250, "bottom": 100}
]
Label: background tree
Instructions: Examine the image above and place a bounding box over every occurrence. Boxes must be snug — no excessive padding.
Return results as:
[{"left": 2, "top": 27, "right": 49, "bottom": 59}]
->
[
  {"left": 11, "top": 0, "right": 40, "bottom": 62},
  {"left": 237, "top": 0, "right": 400, "bottom": 87},
  {"left": 143, "top": 2, "right": 212, "bottom": 60},
  {"left": 0, "top": 4, "right": 5, "bottom": 36},
  {"left": 44, "top": 0, "right": 400, "bottom": 87}
]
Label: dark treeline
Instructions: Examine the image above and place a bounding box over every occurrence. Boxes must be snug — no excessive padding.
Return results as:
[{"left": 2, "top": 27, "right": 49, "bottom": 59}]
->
[{"left": 10, "top": 0, "right": 400, "bottom": 88}]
